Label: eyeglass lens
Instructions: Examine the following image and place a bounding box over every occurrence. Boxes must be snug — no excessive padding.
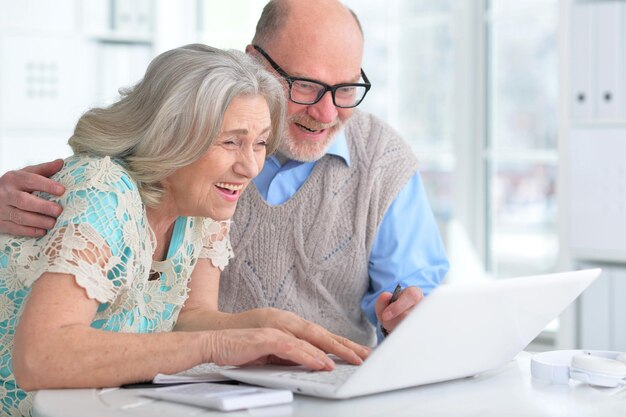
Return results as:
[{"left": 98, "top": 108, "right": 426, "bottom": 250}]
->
[{"left": 290, "top": 80, "right": 367, "bottom": 108}]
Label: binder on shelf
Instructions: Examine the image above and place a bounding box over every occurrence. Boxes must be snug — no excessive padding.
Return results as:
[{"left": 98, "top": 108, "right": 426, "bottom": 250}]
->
[
  {"left": 594, "top": 1, "right": 624, "bottom": 120},
  {"left": 112, "top": 0, "right": 153, "bottom": 36},
  {"left": 570, "top": 3, "right": 594, "bottom": 121},
  {"left": 570, "top": 1, "right": 626, "bottom": 122}
]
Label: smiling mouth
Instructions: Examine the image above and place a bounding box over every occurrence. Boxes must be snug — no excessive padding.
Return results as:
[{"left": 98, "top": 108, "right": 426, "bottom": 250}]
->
[
  {"left": 295, "top": 122, "right": 324, "bottom": 133},
  {"left": 215, "top": 182, "right": 244, "bottom": 195}
]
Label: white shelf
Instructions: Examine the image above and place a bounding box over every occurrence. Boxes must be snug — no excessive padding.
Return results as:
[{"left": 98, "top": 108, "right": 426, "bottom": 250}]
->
[
  {"left": 570, "top": 120, "right": 626, "bottom": 128},
  {"left": 88, "top": 32, "right": 153, "bottom": 45}
]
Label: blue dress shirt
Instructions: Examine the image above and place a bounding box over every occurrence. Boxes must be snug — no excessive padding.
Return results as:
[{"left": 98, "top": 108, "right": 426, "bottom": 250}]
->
[{"left": 253, "top": 131, "right": 449, "bottom": 340}]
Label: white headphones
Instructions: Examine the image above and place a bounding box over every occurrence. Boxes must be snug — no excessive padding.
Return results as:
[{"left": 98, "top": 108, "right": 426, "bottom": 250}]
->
[{"left": 531, "top": 350, "right": 626, "bottom": 388}]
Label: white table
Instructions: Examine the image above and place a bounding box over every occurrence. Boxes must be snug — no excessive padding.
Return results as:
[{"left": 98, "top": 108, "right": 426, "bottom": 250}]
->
[{"left": 33, "top": 353, "right": 626, "bottom": 417}]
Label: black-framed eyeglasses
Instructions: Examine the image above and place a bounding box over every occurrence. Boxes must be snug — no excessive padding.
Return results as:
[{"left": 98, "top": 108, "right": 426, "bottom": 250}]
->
[{"left": 253, "top": 45, "right": 371, "bottom": 109}]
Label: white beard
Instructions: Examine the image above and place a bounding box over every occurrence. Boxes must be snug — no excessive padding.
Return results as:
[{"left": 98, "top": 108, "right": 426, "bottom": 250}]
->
[{"left": 279, "top": 115, "right": 344, "bottom": 162}]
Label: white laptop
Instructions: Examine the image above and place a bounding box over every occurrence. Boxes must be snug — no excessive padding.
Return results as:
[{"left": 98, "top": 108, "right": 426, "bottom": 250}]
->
[{"left": 220, "top": 269, "right": 601, "bottom": 399}]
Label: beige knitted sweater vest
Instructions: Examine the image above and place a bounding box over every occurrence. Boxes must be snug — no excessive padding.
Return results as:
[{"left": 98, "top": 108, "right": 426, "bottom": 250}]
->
[{"left": 218, "top": 110, "right": 419, "bottom": 346}]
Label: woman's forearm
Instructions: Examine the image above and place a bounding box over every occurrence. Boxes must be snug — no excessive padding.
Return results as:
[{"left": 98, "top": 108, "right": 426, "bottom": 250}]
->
[
  {"left": 13, "top": 271, "right": 213, "bottom": 391},
  {"left": 175, "top": 308, "right": 256, "bottom": 332},
  {"left": 13, "top": 324, "right": 210, "bottom": 391}
]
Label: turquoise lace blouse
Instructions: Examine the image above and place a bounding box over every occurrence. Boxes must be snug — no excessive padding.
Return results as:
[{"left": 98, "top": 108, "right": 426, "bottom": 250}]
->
[{"left": 0, "top": 155, "right": 233, "bottom": 416}]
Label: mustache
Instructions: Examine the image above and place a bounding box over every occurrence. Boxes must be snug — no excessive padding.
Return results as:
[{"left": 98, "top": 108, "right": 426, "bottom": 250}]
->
[{"left": 288, "top": 114, "right": 341, "bottom": 130}]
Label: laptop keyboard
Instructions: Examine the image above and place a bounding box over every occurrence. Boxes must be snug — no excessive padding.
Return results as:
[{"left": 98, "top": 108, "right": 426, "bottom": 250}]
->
[{"left": 275, "top": 364, "right": 358, "bottom": 386}]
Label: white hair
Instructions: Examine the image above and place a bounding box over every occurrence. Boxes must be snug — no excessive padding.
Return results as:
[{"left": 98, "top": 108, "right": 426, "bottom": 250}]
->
[{"left": 69, "top": 44, "right": 285, "bottom": 207}]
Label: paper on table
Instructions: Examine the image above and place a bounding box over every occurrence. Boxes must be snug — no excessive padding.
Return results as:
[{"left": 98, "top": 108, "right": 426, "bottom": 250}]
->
[
  {"left": 153, "top": 362, "right": 233, "bottom": 384},
  {"left": 142, "top": 383, "right": 294, "bottom": 411}
]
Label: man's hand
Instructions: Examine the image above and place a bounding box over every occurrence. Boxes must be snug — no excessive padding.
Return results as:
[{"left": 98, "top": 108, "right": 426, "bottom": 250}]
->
[
  {"left": 374, "top": 285, "right": 423, "bottom": 335},
  {"left": 0, "top": 159, "right": 65, "bottom": 237}
]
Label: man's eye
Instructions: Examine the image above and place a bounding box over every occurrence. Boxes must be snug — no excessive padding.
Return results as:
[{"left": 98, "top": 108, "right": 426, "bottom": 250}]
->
[
  {"left": 294, "top": 81, "right": 318, "bottom": 92},
  {"left": 336, "top": 86, "right": 356, "bottom": 97}
]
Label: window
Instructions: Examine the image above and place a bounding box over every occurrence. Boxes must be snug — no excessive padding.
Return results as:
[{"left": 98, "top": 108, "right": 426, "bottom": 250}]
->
[
  {"left": 486, "top": 0, "right": 559, "bottom": 277},
  {"left": 346, "top": 0, "right": 559, "bottom": 279},
  {"left": 344, "top": 0, "right": 463, "bottom": 224}
]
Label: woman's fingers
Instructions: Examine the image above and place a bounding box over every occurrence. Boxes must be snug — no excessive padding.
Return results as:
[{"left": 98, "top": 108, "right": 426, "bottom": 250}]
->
[
  {"left": 295, "top": 322, "right": 370, "bottom": 365},
  {"left": 208, "top": 328, "right": 335, "bottom": 371},
  {"left": 269, "top": 311, "right": 371, "bottom": 365},
  {"left": 238, "top": 308, "right": 371, "bottom": 365}
]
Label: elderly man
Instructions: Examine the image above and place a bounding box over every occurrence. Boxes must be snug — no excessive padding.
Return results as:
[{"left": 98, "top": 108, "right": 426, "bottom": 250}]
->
[{"left": 0, "top": 0, "right": 448, "bottom": 346}]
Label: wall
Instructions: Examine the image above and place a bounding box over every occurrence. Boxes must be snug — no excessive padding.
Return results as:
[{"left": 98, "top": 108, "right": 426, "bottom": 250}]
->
[{"left": 0, "top": 0, "right": 155, "bottom": 173}]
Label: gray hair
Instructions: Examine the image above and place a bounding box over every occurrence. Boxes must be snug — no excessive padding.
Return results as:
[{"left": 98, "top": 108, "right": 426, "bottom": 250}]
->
[
  {"left": 69, "top": 44, "right": 285, "bottom": 207},
  {"left": 252, "top": 0, "right": 363, "bottom": 46}
]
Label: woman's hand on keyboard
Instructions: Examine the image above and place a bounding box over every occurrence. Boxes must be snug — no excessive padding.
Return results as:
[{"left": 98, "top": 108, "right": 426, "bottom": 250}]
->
[
  {"left": 205, "top": 328, "right": 336, "bottom": 370},
  {"left": 234, "top": 308, "right": 371, "bottom": 366}
]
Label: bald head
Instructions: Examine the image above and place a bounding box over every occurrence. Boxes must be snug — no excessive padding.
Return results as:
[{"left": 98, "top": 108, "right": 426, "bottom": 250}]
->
[{"left": 253, "top": 0, "right": 363, "bottom": 49}]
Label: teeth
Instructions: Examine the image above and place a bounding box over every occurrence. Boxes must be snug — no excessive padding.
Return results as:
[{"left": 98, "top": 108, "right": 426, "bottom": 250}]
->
[
  {"left": 297, "top": 123, "right": 319, "bottom": 133},
  {"left": 216, "top": 182, "right": 244, "bottom": 191}
]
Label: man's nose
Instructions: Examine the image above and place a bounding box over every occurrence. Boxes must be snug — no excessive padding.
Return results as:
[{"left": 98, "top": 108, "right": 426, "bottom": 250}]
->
[{"left": 306, "top": 91, "right": 338, "bottom": 124}]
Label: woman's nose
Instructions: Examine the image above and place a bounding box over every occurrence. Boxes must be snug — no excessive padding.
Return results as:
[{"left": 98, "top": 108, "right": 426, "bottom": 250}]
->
[{"left": 234, "top": 148, "right": 261, "bottom": 179}]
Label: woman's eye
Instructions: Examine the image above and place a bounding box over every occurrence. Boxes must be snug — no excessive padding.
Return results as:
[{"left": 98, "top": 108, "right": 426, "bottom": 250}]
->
[{"left": 253, "top": 142, "right": 268, "bottom": 152}]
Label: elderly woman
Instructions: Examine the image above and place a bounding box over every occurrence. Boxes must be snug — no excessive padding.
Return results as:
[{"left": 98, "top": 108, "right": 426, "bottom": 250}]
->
[{"left": 0, "top": 44, "right": 368, "bottom": 416}]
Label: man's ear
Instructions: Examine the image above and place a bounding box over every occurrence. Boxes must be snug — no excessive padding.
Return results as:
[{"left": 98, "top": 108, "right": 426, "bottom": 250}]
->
[{"left": 245, "top": 44, "right": 255, "bottom": 54}]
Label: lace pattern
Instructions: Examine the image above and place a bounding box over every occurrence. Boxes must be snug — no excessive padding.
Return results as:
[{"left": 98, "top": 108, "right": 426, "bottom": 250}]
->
[
  {"left": 0, "top": 155, "right": 233, "bottom": 416},
  {"left": 199, "top": 218, "right": 234, "bottom": 270}
]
